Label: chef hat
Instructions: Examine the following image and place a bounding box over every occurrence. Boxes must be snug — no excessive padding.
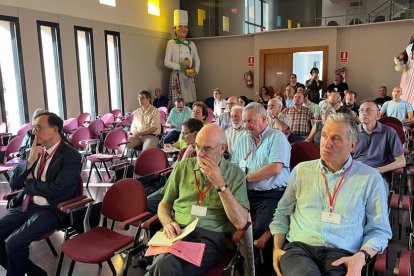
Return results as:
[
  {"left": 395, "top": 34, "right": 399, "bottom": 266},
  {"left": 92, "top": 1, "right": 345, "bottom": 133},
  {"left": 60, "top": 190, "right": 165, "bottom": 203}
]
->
[{"left": 174, "top": 9, "right": 188, "bottom": 27}]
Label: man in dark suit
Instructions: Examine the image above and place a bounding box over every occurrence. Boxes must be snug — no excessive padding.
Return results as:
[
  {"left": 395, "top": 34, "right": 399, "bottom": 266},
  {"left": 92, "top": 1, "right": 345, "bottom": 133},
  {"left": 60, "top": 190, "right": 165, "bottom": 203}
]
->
[{"left": 0, "top": 112, "right": 82, "bottom": 276}]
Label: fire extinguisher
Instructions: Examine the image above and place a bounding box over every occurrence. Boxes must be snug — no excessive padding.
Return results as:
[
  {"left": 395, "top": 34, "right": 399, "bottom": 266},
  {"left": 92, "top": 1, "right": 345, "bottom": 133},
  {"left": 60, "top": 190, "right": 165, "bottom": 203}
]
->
[{"left": 244, "top": 71, "right": 254, "bottom": 88}]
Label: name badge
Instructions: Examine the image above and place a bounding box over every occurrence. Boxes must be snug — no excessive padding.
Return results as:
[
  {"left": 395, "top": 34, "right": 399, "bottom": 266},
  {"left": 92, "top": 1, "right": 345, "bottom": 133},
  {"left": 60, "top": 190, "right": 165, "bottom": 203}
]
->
[
  {"left": 191, "top": 205, "right": 207, "bottom": 217},
  {"left": 321, "top": 211, "right": 341, "bottom": 224}
]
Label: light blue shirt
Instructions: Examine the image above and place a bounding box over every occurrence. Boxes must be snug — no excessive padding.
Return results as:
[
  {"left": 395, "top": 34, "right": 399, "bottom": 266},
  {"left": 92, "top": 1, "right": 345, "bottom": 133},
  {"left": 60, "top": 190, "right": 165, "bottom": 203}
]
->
[
  {"left": 380, "top": 100, "right": 413, "bottom": 121},
  {"left": 286, "top": 99, "right": 294, "bottom": 108},
  {"left": 167, "top": 106, "right": 192, "bottom": 131},
  {"left": 231, "top": 127, "right": 291, "bottom": 191},
  {"left": 269, "top": 157, "right": 392, "bottom": 253}
]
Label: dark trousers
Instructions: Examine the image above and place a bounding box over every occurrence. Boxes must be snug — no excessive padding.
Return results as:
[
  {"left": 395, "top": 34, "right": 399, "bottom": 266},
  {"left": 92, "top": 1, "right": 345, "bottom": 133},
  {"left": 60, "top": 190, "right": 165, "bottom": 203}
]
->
[
  {"left": 280, "top": 241, "right": 351, "bottom": 276},
  {"left": 163, "top": 130, "right": 181, "bottom": 144},
  {"left": 147, "top": 189, "right": 164, "bottom": 214},
  {"left": 146, "top": 227, "right": 226, "bottom": 276},
  {"left": 248, "top": 189, "right": 285, "bottom": 239},
  {"left": 0, "top": 205, "right": 59, "bottom": 276}
]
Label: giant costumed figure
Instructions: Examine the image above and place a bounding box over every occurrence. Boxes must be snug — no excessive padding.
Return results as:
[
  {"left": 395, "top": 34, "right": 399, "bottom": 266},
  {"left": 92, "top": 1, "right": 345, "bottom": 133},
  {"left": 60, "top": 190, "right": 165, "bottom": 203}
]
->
[
  {"left": 164, "top": 10, "right": 200, "bottom": 103},
  {"left": 395, "top": 33, "right": 414, "bottom": 105}
]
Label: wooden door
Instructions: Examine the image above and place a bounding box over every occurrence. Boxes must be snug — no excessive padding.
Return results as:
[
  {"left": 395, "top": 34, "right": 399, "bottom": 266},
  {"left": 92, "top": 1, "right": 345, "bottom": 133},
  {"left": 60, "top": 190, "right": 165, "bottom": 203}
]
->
[{"left": 263, "top": 53, "right": 292, "bottom": 97}]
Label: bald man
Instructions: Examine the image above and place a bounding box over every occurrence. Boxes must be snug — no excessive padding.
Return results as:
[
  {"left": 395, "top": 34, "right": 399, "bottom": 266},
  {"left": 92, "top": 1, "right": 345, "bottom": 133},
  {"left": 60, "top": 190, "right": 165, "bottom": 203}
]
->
[
  {"left": 147, "top": 124, "right": 249, "bottom": 275},
  {"left": 215, "top": 96, "right": 239, "bottom": 130},
  {"left": 380, "top": 86, "right": 414, "bottom": 124}
]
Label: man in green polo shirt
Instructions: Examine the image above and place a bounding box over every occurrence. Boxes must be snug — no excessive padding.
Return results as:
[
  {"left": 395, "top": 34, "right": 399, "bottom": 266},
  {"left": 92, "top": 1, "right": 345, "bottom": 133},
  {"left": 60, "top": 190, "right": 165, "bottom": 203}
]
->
[{"left": 147, "top": 124, "right": 249, "bottom": 275}]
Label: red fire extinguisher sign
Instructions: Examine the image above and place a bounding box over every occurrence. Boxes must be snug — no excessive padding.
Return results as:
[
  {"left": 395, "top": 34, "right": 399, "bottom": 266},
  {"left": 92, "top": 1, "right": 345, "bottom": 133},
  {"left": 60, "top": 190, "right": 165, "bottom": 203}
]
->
[{"left": 248, "top": 56, "right": 254, "bottom": 67}]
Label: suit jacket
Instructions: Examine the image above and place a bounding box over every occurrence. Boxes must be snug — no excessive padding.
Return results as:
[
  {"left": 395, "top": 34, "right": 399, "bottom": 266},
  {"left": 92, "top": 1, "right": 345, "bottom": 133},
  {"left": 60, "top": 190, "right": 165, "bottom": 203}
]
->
[{"left": 9, "top": 141, "right": 82, "bottom": 223}]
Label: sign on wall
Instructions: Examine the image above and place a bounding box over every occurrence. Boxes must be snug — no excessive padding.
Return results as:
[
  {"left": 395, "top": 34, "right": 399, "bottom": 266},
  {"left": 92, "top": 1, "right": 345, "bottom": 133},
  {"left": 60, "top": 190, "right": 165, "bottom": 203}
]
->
[
  {"left": 248, "top": 56, "right": 254, "bottom": 67},
  {"left": 340, "top": 51, "right": 349, "bottom": 62}
]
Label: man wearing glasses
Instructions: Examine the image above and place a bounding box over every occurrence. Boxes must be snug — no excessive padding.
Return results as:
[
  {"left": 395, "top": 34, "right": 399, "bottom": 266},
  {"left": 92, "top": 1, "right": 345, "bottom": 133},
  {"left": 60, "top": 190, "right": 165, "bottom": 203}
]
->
[
  {"left": 231, "top": 102, "right": 291, "bottom": 239},
  {"left": 147, "top": 124, "right": 249, "bottom": 275},
  {"left": 352, "top": 100, "right": 405, "bottom": 193},
  {"left": 128, "top": 90, "right": 161, "bottom": 150},
  {"left": 327, "top": 92, "right": 350, "bottom": 114},
  {"left": 164, "top": 98, "right": 192, "bottom": 144},
  {"left": 0, "top": 112, "right": 82, "bottom": 275},
  {"left": 215, "top": 96, "right": 239, "bottom": 130}
]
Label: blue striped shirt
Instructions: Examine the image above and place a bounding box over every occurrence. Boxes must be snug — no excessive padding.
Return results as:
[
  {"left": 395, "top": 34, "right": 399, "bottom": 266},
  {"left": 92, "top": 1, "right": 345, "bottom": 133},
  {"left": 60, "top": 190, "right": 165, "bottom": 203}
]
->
[{"left": 270, "top": 157, "right": 392, "bottom": 253}]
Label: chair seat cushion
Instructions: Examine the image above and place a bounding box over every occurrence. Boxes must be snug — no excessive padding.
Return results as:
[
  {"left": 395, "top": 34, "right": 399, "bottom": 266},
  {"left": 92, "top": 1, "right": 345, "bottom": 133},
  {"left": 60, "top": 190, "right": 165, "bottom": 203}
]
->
[
  {"left": 87, "top": 154, "right": 120, "bottom": 162},
  {"left": 61, "top": 227, "right": 133, "bottom": 263}
]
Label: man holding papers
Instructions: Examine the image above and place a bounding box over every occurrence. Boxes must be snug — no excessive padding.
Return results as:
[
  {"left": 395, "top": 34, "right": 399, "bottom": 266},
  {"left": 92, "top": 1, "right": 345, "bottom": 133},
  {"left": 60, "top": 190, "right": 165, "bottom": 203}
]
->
[{"left": 146, "top": 124, "right": 250, "bottom": 275}]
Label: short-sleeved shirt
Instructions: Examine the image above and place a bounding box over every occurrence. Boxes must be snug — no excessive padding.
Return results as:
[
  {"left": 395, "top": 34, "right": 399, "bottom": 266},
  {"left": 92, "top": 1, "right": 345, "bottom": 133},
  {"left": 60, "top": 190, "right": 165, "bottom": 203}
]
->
[
  {"left": 326, "top": 82, "right": 349, "bottom": 99},
  {"left": 153, "top": 96, "right": 169, "bottom": 108},
  {"left": 231, "top": 127, "right": 291, "bottom": 191},
  {"left": 352, "top": 122, "right": 404, "bottom": 168},
  {"left": 130, "top": 105, "right": 161, "bottom": 135},
  {"left": 167, "top": 106, "right": 192, "bottom": 131},
  {"left": 282, "top": 106, "right": 313, "bottom": 136},
  {"left": 303, "top": 102, "right": 321, "bottom": 118},
  {"left": 162, "top": 157, "right": 250, "bottom": 232},
  {"left": 380, "top": 100, "right": 413, "bottom": 121},
  {"left": 374, "top": 96, "right": 392, "bottom": 108},
  {"left": 213, "top": 99, "right": 227, "bottom": 117}
]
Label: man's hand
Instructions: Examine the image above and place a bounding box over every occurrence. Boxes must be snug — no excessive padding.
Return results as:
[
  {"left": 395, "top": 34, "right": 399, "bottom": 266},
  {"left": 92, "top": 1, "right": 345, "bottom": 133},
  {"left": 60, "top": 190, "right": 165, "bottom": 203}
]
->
[
  {"left": 162, "top": 222, "right": 181, "bottom": 239},
  {"left": 27, "top": 137, "right": 43, "bottom": 170},
  {"left": 273, "top": 248, "right": 286, "bottom": 276},
  {"left": 198, "top": 154, "right": 225, "bottom": 189},
  {"left": 331, "top": 252, "right": 366, "bottom": 276}
]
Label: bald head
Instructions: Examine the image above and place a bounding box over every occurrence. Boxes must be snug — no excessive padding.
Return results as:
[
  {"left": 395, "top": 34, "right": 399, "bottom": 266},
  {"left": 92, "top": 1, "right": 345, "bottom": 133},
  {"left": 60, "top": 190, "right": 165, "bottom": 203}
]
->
[
  {"left": 195, "top": 124, "right": 227, "bottom": 164},
  {"left": 226, "top": 96, "right": 238, "bottom": 111}
]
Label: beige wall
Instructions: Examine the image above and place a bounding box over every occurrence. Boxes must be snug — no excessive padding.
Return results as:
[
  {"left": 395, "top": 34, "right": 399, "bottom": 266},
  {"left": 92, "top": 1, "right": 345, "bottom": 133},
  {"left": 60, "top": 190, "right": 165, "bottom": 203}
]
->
[{"left": 194, "top": 19, "right": 413, "bottom": 103}]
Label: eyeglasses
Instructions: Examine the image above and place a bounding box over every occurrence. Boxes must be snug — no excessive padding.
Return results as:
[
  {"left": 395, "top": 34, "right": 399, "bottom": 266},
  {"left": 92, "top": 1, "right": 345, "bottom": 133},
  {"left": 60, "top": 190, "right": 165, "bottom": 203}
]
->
[
  {"left": 359, "top": 108, "right": 378, "bottom": 113},
  {"left": 328, "top": 101, "right": 339, "bottom": 106},
  {"left": 32, "top": 125, "right": 51, "bottom": 132},
  {"left": 194, "top": 143, "right": 221, "bottom": 154},
  {"left": 182, "top": 131, "right": 194, "bottom": 136}
]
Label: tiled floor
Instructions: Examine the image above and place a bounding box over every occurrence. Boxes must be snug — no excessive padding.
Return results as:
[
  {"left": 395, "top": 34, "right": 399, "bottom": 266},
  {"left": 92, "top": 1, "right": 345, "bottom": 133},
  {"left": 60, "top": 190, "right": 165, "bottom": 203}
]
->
[{"left": 0, "top": 166, "right": 413, "bottom": 275}]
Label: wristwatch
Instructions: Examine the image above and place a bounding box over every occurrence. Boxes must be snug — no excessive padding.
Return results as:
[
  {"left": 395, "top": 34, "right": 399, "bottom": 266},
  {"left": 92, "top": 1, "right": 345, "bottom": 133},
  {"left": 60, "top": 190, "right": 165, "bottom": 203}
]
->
[
  {"left": 216, "top": 184, "right": 228, "bottom": 192},
  {"left": 358, "top": 249, "right": 371, "bottom": 264}
]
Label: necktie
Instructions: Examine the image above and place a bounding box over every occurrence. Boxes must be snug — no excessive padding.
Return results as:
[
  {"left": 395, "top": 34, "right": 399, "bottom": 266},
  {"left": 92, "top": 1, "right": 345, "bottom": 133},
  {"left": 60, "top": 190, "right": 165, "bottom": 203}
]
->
[{"left": 22, "top": 152, "right": 48, "bottom": 212}]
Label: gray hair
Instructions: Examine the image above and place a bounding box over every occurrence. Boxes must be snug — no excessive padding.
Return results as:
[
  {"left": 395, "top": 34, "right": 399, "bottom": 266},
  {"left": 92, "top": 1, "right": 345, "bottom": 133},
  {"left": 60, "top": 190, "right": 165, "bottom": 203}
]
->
[
  {"left": 329, "top": 91, "right": 342, "bottom": 102},
  {"left": 320, "top": 104, "right": 336, "bottom": 116},
  {"left": 32, "top": 108, "right": 48, "bottom": 122},
  {"left": 325, "top": 113, "right": 358, "bottom": 142},
  {"left": 243, "top": 102, "right": 267, "bottom": 119},
  {"left": 268, "top": 98, "right": 283, "bottom": 109}
]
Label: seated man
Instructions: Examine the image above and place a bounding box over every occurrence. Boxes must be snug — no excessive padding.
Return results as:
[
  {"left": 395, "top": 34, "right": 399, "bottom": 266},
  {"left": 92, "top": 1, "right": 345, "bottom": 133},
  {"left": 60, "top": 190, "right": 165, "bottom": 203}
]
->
[
  {"left": 380, "top": 86, "right": 414, "bottom": 124},
  {"left": 352, "top": 100, "right": 405, "bottom": 193},
  {"left": 232, "top": 102, "right": 290, "bottom": 238},
  {"left": 327, "top": 91, "right": 350, "bottom": 114},
  {"left": 215, "top": 96, "right": 238, "bottom": 130},
  {"left": 146, "top": 124, "right": 249, "bottom": 275},
  {"left": 271, "top": 113, "right": 392, "bottom": 276},
  {"left": 164, "top": 98, "right": 192, "bottom": 144},
  {"left": 127, "top": 90, "right": 161, "bottom": 150},
  {"left": 267, "top": 98, "right": 291, "bottom": 134},
  {"left": 374, "top": 85, "right": 391, "bottom": 109},
  {"left": 225, "top": 105, "right": 247, "bottom": 157},
  {"left": 0, "top": 112, "right": 82, "bottom": 275}
]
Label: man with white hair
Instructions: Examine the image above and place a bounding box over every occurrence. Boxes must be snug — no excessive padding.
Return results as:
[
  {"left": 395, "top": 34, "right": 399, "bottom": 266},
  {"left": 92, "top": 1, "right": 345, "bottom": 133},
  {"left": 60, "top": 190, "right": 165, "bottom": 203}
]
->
[
  {"left": 225, "top": 105, "right": 247, "bottom": 156},
  {"left": 267, "top": 98, "right": 291, "bottom": 134},
  {"left": 232, "top": 102, "right": 290, "bottom": 238},
  {"left": 215, "top": 96, "right": 238, "bottom": 130}
]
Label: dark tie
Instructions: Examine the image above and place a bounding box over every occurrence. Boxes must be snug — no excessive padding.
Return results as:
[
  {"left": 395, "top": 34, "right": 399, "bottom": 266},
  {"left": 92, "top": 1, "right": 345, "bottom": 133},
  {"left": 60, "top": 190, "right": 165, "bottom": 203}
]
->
[{"left": 22, "top": 152, "right": 49, "bottom": 212}]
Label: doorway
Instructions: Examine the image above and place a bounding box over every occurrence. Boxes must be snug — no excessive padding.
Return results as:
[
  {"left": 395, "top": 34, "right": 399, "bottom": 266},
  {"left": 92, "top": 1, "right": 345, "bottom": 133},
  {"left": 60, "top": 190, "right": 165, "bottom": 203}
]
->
[{"left": 259, "top": 46, "right": 328, "bottom": 98}]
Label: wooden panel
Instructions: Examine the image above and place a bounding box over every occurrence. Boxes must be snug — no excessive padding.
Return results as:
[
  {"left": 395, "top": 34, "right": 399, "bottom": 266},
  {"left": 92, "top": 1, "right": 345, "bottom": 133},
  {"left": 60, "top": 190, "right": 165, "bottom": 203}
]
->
[{"left": 264, "top": 53, "right": 292, "bottom": 97}]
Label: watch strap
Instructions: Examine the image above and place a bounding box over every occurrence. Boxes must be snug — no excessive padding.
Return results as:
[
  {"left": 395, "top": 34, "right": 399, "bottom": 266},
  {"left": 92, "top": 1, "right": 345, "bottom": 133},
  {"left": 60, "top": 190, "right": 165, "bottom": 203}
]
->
[
  {"left": 216, "top": 184, "right": 228, "bottom": 192},
  {"left": 358, "top": 249, "right": 371, "bottom": 264}
]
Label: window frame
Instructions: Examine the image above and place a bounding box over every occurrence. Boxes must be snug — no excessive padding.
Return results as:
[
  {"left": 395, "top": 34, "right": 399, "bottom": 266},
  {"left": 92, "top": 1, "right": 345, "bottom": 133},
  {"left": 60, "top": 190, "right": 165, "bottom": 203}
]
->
[
  {"left": 104, "top": 30, "right": 124, "bottom": 113},
  {"left": 36, "top": 20, "right": 67, "bottom": 119},
  {"left": 74, "top": 26, "right": 98, "bottom": 119},
  {"left": 0, "top": 15, "right": 29, "bottom": 127}
]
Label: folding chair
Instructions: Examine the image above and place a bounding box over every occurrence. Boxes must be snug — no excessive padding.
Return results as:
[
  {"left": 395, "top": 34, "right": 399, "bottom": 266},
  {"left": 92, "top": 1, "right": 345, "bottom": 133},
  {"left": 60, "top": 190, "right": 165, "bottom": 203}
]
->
[
  {"left": 100, "top": 113, "right": 115, "bottom": 129},
  {"left": 56, "top": 178, "right": 152, "bottom": 276},
  {"left": 63, "top": 118, "right": 79, "bottom": 136},
  {"left": 77, "top": 112, "right": 91, "bottom": 127}
]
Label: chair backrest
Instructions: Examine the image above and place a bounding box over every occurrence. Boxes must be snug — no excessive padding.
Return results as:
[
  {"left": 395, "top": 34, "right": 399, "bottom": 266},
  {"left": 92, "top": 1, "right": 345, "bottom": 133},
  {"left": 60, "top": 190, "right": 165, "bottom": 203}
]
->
[
  {"left": 101, "top": 113, "right": 115, "bottom": 125},
  {"left": 16, "top": 123, "right": 32, "bottom": 136},
  {"left": 0, "top": 121, "right": 6, "bottom": 133},
  {"left": 5, "top": 135, "right": 24, "bottom": 158},
  {"left": 88, "top": 119, "right": 105, "bottom": 138},
  {"left": 378, "top": 117, "right": 403, "bottom": 128},
  {"left": 101, "top": 178, "right": 147, "bottom": 223},
  {"left": 104, "top": 128, "right": 127, "bottom": 151},
  {"left": 158, "top": 107, "right": 168, "bottom": 115},
  {"left": 383, "top": 122, "right": 405, "bottom": 144},
  {"left": 134, "top": 147, "right": 169, "bottom": 176},
  {"left": 111, "top": 109, "right": 122, "bottom": 118},
  {"left": 115, "top": 119, "right": 131, "bottom": 129},
  {"left": 70, "top": 127, "right": 92, "bottom": 149},
  {"left": 290, "top": 141, "right": 320, "bottom": 170},
  {"left": 63, "top": 118, "right": 79, "bottom": 134},
  {"left": 206, "top": 108, "right": 215, "bottom": 123},
  {"left": 77, "top": 113, "right": 91, "bottom": 127},
  {"left": 159, "top": 109, "right": 168, "bottom": 126},
  {"left": 125, "top": 112, "right": 134, "bottom": 124}
]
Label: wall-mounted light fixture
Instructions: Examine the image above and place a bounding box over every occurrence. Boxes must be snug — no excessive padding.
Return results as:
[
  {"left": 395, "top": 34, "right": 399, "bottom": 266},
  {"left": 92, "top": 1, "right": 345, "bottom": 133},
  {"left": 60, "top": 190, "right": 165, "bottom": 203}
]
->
[
  {"left": 99, "top": 0, "right": 116, "bottom": 7},
  {"left": 148, "top": 0, "right": 160, "bottom": 16}
]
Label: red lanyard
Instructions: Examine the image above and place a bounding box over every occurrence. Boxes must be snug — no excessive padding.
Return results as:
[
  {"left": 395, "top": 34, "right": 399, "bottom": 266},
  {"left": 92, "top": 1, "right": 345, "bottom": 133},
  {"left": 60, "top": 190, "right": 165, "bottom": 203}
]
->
[
  {"left": 193, "top": 163, "right": 213, "bottom": 206},
  {"left": 319, "top": 160, "right": 354, "bottom": 213},
  {"left": 244, "top": 132, "right": 270, "bottom": 161},
  {"left": 37, "top": 139, "right": 61, "bottom": 178}
]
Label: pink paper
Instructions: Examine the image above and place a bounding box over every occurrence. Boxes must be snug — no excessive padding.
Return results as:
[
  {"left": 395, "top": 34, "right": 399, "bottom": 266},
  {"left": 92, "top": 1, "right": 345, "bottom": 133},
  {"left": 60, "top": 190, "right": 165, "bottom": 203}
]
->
[{"left": 145, "top": 241, "right": 206, "bottom": 267}]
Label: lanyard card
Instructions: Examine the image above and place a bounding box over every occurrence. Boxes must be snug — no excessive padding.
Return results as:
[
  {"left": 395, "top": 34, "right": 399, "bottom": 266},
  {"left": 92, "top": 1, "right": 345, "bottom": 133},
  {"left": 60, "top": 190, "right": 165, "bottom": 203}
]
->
[
  {"left": 321, "top": 211, "right": 341, "bottom": 224},
  {"left": 191, "top": 205, "right": 207, "bottom": 217}
]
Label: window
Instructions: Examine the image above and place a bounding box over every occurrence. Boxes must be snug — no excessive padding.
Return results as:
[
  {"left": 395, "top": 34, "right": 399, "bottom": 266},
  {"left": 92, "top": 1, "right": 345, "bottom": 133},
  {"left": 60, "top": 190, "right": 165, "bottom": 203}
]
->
[
  {"left": 75, "top": 26, "right": 97, "bottom": 119},
  {"left": 244, "top": 0, "right": 269, "bottom": 34},
  {"left": 37, "top": 21, "right": 66, "bottom": 118},
  {"left": 0, "top": 16, "right": 28, "bottom": 133},
  {"left": 105, "top": 31, "right": 123, "bottom": 112}
]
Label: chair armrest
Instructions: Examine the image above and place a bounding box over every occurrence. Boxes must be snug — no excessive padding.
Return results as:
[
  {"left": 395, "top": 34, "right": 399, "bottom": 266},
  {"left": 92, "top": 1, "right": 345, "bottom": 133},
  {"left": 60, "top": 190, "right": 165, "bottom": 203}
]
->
[
  {"left": 108, "top": 162, "right": 129, "bottom": 171},
  {"left": 2, "top": 190, "right": 20, "bottom": 201},
  {"left": 79, "top": 139, "right": 100, "bottom": 146},
  {"left": 119, "top": 211, "right": 152, "bottom": 230},
  {"left": 254, "top": 230, "right": 272, "bottom": 249},
  {"left": 233, "top": 221, "right": 251, "bottom": 244},
  {"left": 154, "top": 167, "right": 173, "bottom": 177},
  {"left": 142, "top": 214, "right": 159, "bottom": 230},
  {"left": 57, "top": 195, "right": 87, "bottom": 209},
  {"left": 118, "top": 141, "right": 130, "bottom": 146},
  {"left": 60, "top": 198, "right": 94, "bottom": 213}
]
